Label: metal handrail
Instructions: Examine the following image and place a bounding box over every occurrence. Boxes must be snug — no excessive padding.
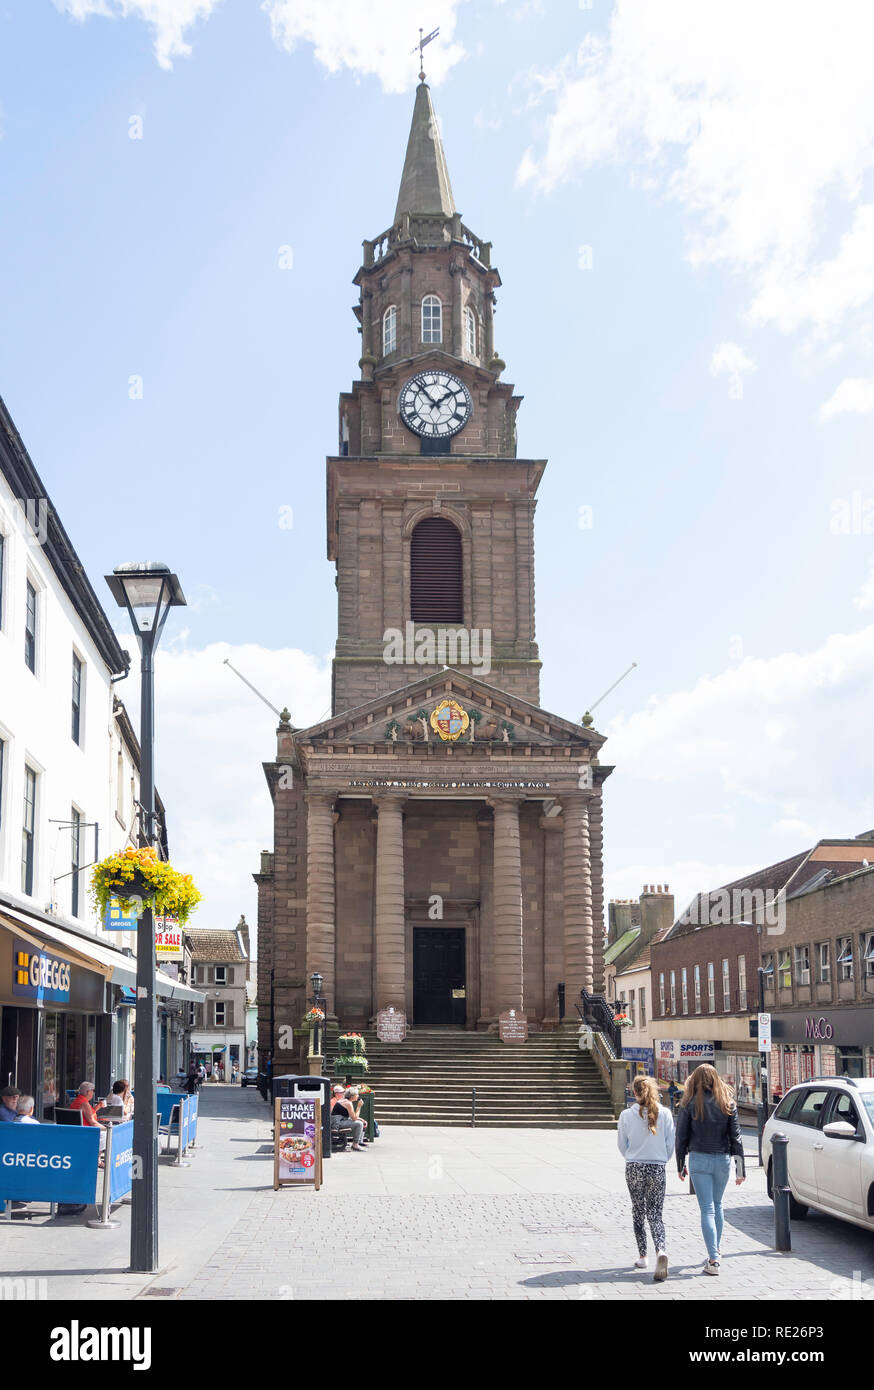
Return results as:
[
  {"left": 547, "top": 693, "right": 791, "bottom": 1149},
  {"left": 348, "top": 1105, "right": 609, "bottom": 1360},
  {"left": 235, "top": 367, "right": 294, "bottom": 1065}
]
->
[{"left": 578, "top": 990, "right": 623, "bottom": 1057}]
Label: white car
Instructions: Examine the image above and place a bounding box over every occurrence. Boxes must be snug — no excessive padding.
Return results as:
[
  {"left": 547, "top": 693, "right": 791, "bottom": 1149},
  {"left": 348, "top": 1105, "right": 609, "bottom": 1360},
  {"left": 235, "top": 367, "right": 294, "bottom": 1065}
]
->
[{"left": 762, "top": 1077, "right": 874, "bottom": 1233}]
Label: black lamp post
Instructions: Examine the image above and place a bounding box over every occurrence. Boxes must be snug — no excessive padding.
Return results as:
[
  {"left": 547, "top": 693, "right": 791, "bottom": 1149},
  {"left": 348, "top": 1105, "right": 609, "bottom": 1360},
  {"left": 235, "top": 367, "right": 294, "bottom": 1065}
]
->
[
  {"left": 105, "top": 562, "right": 186, "bottom": 1274},
  {"left": 310, "top": 971, "right": 325, "bottom": 1059}
]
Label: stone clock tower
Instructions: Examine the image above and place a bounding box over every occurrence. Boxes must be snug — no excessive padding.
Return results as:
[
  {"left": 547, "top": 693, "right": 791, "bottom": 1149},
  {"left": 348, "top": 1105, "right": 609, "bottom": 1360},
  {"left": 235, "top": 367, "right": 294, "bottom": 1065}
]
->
[
  {"left": 256, "top": 81, "right": 613, "bottom": 1058},
  {"left": 331, "top": 80, "right": 541, "bottom": 713}
]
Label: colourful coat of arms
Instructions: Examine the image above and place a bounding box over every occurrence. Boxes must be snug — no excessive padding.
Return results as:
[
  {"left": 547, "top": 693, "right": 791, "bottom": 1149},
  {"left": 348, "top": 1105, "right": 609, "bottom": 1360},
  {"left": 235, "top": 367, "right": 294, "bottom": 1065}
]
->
[{"left": 430, "top": 699, "right": 470, "bottom": 742}]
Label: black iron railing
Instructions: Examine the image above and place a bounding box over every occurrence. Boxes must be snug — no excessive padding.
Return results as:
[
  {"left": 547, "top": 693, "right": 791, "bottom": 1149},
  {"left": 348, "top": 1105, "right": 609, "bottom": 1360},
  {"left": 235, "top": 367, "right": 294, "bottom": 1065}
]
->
[{"left": 578, "top": 990, "right": 623, "bottom": 1057}]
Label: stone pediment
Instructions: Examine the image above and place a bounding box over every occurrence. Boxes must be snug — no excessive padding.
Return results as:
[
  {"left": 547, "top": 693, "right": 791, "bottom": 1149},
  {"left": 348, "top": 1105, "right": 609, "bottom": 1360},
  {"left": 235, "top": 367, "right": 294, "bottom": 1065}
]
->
[{"left": 294, "top": 669, "right": 605, "bottom": 754}]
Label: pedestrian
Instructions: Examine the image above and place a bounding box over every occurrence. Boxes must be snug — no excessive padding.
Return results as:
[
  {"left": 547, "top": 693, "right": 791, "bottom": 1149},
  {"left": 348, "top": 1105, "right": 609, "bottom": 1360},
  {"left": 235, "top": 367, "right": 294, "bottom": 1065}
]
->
[
  {"left": 616, "top": 1074, "right": 674, "bottom": 1281},
  {"left": 676, "top": 1063, "right": 746, "bottom": 1276},
  {"left": 0, "top": 1085, "right": 21, "bottom": 1122}
]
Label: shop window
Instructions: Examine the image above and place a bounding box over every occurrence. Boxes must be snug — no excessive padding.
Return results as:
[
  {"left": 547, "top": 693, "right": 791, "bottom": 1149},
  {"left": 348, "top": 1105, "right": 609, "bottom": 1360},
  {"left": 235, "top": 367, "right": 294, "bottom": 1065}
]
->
[
  {"left": 817, "top": 941, "right": 831, "bottom": 984},
  {"left": 669, "top": 971, "right": 676, "bottom": 1015},
  {"left": 214, "top": 1001, "right": 226, "bottom": 1026},
  {"left": 681, "top": 967, "right": 688, "bottom": 1014},
  {"left": 722, "top": 958, "right": 730, "bottom": 1011},
  {"left": 799, "top": 1045, "right": 816, "bottom": 1081},
  {"left": 778, "top": 950, "right": 791, "bottom": 990},
  {"left": 738, "top": 954, "right": 748, "bottom": 1010},
  {"left": 658, "top": 972, "right": 665, "bottom": 1015},
  {"left": 707, "top": 961, "right": 715, "bottom": 1013},
  {"left": 383, "top": 305, "right": 397, "bottom": 356},
  {"left": 794, "top": 944, "right": 811, "bottom": 986},
  {"left": 837, "top": 936, "right": 853, "bottom": 980},
  {"left": 421, "top": 295, "right": 442, "bottom": 343},
  {"left": 694, "top": 964, "right": 701, "bottom": 1013}
]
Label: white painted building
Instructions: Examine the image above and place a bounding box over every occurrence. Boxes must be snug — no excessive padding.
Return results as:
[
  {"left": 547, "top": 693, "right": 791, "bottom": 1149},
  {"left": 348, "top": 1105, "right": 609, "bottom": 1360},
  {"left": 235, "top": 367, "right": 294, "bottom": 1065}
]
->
[{"left": 0, "top": 395, "right": 201, "bottom": 1112}]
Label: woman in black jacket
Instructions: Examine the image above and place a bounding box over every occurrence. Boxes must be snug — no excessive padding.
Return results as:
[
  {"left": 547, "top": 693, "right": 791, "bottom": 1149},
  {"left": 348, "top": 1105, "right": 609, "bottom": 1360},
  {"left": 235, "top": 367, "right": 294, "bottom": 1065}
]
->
[{"left": 675, "top": 1064, "right": 746, "bottom": 1275}]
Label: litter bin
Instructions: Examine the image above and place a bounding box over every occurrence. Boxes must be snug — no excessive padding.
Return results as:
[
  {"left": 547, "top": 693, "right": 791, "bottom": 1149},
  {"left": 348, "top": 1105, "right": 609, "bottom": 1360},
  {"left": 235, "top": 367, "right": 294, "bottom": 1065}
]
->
[{"left": 272, "top": 1075, "right": 333, "bottom": 1160}]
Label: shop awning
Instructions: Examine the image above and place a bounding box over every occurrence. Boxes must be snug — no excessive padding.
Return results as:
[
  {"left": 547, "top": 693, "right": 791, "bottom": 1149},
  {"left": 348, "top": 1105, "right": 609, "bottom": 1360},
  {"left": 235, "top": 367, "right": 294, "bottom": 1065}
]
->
[{"left": 0, "top": 904, "right": 205, "bottom": 1003}]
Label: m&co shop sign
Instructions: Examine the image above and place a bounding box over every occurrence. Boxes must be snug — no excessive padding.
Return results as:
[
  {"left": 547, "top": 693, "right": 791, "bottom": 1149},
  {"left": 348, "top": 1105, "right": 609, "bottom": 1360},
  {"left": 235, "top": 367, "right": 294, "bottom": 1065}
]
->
[{"left": 13, "top": 941, "right": 72, "bottom": 1004}]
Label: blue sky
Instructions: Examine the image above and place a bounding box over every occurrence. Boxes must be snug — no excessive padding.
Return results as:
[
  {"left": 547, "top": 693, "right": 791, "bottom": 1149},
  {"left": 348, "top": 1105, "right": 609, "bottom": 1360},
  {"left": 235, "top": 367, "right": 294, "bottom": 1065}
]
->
[{"left": 2, "top": 1, "right": 873, "bottom": 936}]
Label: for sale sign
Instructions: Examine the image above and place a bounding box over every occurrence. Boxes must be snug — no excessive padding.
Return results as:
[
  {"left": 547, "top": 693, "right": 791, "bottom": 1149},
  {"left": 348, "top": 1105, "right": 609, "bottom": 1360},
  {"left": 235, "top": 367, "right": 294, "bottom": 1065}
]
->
[
  {"left": 273, "top": 1097, "right": 322, "bottom": 1191},
  {"left": 155, "top": 914, "right": 182, "bottom": 960}
]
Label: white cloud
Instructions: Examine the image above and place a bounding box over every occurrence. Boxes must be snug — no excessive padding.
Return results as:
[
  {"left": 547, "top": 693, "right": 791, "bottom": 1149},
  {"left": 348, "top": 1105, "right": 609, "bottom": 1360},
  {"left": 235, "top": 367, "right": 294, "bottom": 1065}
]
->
[
  {"left": 819, "top": 373, "right": 874, "bottom": 421},
  {"left": 117, "top": 639, "right": 332, "bottom": 939},
  {"left": 54, "top": 0, "right": 220, "bottom": 69},
  {"left": 854, "top": 561, "right": 874, "bottom": 612},
  {"left": 774, "top": 818, "right": 816, "bottom": 839},
  {"left": 709, "top": 342, "right": 756, "bottom": 377},
  {"left": 517, "top": 1, "right": 874, "bottom": 337},
  {"left": 262, "top": 0, "right": 467, "bottom": 94},
  {"left": 605, "top": 622, "right": 874, "bottom": 817}
]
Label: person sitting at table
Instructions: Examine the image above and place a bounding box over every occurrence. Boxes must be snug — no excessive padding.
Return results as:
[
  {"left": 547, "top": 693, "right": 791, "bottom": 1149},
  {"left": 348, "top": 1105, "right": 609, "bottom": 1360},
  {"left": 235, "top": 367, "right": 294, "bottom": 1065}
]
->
[
  {"left": 15, "top": 1095, "right": 39, "bottom": 1125},
  {"left": 345, "top": 1087, "right": 369, "bottom": 1144},
  {"left": 102, "top": 1078, "right": 134, "bottom": 1119},
  {"left": 70, "top": 1082, "right": 107, "bottom": 1151},
  {"left": 330, "top": 1085, "right": 365, "bottom": 1151},
  {"left": 0, "top": 1085, "right": 21, "bottom": 1122}
]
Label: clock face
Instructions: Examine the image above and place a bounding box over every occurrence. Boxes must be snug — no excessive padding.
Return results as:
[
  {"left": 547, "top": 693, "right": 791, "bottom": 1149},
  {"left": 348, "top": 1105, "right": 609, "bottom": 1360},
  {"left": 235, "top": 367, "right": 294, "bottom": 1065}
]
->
[{"left": 398, "top": 371, "right": 472, "bottom": 439}]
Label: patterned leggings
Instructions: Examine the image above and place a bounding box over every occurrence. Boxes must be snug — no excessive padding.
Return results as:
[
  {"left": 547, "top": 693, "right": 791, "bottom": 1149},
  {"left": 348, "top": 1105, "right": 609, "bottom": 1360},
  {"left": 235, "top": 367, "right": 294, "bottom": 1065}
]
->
[{"left": 624, "top": 1162, "right": 667, "bottom": 1257}]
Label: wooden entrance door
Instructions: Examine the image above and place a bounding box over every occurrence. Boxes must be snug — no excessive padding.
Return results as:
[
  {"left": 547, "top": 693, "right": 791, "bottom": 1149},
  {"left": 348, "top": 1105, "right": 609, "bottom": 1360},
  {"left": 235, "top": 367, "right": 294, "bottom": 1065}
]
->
[{"left": 413, "top": 927, "right": 466, "bottom": 1025}]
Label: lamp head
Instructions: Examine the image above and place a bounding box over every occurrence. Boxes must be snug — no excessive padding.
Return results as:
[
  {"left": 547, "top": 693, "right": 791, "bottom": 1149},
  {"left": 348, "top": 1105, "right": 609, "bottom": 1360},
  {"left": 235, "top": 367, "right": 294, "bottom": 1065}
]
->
[
  {"left": 311, "top": 971, "right": 323, "bottom": 999},
  {"left": 105, "top": 562, "right": 186, "bottom": 647}
]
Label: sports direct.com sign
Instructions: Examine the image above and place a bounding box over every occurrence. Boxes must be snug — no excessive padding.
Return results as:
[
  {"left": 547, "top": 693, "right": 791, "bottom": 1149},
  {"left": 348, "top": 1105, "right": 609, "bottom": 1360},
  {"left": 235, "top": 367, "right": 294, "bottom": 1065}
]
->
[{"left": 656, "top": 1040, "right": 715, "bottom": 1063}]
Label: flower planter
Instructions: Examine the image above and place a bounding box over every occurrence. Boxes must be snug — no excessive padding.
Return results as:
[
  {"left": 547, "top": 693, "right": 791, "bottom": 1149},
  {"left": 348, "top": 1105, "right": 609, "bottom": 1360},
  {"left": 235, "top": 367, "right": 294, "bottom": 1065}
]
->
[{"left": 109, "top": 870, "right": 152, "bottom": 902}]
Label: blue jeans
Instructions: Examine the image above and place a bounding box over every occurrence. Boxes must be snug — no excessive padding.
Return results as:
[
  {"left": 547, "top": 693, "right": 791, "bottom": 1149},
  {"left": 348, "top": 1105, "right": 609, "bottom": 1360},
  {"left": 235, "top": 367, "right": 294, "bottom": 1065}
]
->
[{"left": 688, "top": 1152, "right": 731, "bottom": 1259}]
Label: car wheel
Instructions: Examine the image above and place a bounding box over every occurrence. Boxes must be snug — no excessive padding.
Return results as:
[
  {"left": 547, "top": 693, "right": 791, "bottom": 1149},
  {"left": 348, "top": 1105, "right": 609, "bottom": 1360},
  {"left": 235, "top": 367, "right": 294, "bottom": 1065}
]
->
[
  {"left": 789, "top": 1192, "right": 808, "bottom": 1220},
  {"left": 767, "top": 1159, "right": 773, "bottom": 1200}
]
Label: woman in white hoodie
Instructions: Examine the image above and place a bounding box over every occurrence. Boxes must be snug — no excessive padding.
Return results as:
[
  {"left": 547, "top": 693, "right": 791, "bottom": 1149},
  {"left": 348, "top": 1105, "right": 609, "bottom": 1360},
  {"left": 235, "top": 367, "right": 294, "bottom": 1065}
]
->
[{"left": 616, "top": 1074, "right": 675, "bottom": 1282}]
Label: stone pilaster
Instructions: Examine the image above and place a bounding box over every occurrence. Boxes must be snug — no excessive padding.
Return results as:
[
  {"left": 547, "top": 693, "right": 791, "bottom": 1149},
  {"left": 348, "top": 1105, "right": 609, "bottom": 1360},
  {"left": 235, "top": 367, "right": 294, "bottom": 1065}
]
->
[
  {"left": 305, "top": 793, "right": 337, "bottom": 1013},
  {"left": 589, "top": 789, "right": 606, "bottom": 994},
  {"left": 373, "top": 795, "right": 406, "bottom": 1012},
  {"left": 490, "top": 797, "right": 524, "bottom": 1013},
  {"left": 562, "top": 791, "right": 595, "bottom": 1001}
]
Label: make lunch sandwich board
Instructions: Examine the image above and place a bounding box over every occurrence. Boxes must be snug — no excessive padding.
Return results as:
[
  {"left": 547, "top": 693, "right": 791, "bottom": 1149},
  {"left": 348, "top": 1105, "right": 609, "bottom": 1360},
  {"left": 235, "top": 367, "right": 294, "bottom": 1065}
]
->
[{"left": 274, "top": 1096, "right": 322, "bottom": 1191}]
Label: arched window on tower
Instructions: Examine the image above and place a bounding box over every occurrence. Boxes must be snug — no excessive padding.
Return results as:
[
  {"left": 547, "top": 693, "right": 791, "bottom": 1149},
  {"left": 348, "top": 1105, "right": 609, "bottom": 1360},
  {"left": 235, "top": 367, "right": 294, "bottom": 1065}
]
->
[
  {"left": 421, "top": 295, "right": 442, "bottom": 344},
  {"left": 383, "top": 305, "right": 397, "bottom": 356},
  {"left": 410, "top": 517, "right": 463, "bottom": 622},
  {"left": 464, "top": 305, "right": 478, "bottom": 357}
]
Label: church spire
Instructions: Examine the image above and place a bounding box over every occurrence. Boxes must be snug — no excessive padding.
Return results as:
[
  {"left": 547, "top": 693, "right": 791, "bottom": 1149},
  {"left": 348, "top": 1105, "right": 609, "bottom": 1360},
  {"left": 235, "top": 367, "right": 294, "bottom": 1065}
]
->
[{"left": 394, "top": 81, "right": 456, "bottom": 224}]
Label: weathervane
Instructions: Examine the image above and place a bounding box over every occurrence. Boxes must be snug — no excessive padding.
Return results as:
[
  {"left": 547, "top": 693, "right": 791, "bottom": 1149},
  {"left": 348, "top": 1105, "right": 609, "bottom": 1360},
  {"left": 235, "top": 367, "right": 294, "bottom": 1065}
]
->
[{"left": 413, "top": 25, "right": 440, "bottom": 83}]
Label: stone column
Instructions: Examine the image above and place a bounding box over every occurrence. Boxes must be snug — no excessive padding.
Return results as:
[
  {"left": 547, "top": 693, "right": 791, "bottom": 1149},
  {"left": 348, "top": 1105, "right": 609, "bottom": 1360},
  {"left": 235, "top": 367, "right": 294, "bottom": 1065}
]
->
[
  {"left": 562, "top": 792, "right": 594, "bottom": 1001},
  {"left": 373, "top": 795, "right": 406, "bottom": 1012},
  {"left": 490, "top": 797, "right": 524, "bottom": 1013},
  {"left": 305, "top": 793, "right": 337, "bottom": 1014}
]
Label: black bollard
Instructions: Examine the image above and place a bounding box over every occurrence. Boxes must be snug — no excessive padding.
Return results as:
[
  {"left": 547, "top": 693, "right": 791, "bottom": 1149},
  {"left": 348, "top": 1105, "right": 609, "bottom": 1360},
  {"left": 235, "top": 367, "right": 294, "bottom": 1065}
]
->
[
  {"left": 772, "top": 1132, "right": 792, "bottom": 1251},
  {"left": 471, "top": 1087, "right": 476, "bottom": 1128}
]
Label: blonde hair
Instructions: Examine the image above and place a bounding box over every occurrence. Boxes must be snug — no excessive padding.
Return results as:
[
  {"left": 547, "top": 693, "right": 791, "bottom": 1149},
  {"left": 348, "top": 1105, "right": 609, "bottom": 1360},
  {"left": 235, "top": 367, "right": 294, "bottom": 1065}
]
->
[
  {"left": 680, "top": 1063, "right": 735, "bottom": 1119},
  {"left": 632, "top": 1074, "right": 660, "bottom": 1135}
]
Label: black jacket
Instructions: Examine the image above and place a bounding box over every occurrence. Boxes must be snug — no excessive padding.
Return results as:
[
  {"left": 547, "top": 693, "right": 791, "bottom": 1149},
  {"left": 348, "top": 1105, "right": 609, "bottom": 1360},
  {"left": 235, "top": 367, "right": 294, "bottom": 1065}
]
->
[{"left": 675, "top": 1094, "right": 745, "bottom": 1177}]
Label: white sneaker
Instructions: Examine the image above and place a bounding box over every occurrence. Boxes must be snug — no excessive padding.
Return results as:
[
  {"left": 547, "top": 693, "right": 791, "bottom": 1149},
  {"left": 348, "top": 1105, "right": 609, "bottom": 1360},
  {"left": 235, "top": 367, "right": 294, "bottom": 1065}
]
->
[
  {"left": 654, "top": 1252, "right": 669, "bottom": 1282},
  {"left": 634, "top": 1256, "right": 649, "bottom": 1269},
  {"left": 704, "top": 1258, "right": 720, "bottom": 1275}
]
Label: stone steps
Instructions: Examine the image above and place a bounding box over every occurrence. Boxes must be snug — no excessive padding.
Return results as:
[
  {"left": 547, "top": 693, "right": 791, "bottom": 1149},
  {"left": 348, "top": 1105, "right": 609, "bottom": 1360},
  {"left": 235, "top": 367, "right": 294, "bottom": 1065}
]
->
[{"left": 329, "top": 1027, "right": 615, "bottom": 1129}]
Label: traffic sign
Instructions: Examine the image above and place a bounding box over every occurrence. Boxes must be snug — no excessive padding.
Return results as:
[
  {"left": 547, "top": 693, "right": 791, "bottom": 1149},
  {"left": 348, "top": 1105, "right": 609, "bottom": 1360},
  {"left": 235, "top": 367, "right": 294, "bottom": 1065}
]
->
[{"left": 758, "top": 1012, "right": 772, "bottom": 1053}]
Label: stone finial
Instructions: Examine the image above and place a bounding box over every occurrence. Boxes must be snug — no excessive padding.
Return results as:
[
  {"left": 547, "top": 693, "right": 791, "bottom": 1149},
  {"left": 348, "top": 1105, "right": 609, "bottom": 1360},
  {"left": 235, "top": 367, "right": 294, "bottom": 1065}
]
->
[
  {"left": 581, "top": 711, "right": 594, "bottom": 727},
  {"left": 279, "top": 707, "right": 291, "bottom": 726}
]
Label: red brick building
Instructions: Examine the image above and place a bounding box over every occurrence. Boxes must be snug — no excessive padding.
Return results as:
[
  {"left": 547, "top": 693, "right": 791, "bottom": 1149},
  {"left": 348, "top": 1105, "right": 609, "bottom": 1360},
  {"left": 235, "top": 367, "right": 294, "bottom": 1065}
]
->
[{"left": 255, "top": 81, "right": 612, "bottom": 1058}]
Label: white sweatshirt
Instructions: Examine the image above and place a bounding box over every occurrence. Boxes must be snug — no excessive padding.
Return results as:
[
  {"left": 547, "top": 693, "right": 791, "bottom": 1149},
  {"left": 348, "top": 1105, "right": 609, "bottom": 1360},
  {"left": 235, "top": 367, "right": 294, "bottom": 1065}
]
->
[{"left": 617, "top": 1102, "right": 675, "bottom": 1164}]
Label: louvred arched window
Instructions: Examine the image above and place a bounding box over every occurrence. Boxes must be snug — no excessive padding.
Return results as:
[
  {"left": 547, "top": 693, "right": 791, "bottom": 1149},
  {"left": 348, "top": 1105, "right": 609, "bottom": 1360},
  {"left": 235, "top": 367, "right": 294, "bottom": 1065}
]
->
[{"left": 410, "top": 517, "right": 463, "bottom": 622}]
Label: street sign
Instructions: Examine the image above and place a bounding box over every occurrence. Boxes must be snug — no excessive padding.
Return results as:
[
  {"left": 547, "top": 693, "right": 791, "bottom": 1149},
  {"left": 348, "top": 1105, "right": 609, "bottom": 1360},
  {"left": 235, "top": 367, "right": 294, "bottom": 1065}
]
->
[{"left": 758, "top": 1012, "right": 772, "bottom": 1053}]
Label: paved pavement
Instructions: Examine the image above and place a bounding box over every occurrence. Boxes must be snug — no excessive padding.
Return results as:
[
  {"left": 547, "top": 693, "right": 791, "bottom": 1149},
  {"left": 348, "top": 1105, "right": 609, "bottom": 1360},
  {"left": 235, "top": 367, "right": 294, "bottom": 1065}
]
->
[{"left": 2, "top": 1085, "right": 873, "bottom": 1301}]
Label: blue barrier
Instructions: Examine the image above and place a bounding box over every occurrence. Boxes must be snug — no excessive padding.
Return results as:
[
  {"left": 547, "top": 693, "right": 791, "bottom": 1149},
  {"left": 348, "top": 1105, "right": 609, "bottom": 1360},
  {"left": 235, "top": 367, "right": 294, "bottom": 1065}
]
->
[
  {"left": 108, "top": 1120, "right": 134, "bottom": 1202},
  {"left": 188, "top": 1092, "right": 198, "bottom": 1147},
  {"left": 156, "top": 1093, "right": 180, "bottom": 1124},
  {"left": 0, "top": 1124, "right": 100, "bottom": 1204}
]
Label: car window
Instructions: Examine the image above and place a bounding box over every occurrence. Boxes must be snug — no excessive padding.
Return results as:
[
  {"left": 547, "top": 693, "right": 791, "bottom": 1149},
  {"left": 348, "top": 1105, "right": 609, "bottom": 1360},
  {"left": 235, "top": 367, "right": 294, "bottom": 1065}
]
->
[
  {"left": 774, "top": 1092, "right": 800, "bottom": 1121},
  {"left": 791, "top": 1088, "right": 831, "bottom": 1128},
  {"left": 831, "top": 1093, "right": 859, "bottom": 1128},
  {"left": 861, "top": 1095, "right": 874, "bottom": 1129}
]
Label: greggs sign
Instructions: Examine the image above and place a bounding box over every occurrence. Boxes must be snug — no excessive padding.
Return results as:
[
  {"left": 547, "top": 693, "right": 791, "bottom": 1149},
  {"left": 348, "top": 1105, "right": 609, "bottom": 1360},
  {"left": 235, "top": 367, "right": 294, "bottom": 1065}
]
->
[{"left": 13, "top": 940, "right": 72, "bottom": 1003}]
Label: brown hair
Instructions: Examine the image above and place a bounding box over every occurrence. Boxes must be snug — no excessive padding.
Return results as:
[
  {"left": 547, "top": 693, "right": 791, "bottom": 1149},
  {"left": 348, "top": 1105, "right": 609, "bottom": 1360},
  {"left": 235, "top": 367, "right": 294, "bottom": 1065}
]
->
[
  {"left": 680, "top": 1063, "right": 735, "bottom": 1120},
  {"left": 632, "top": 1074, "right": 661, "bottom": 1135}
]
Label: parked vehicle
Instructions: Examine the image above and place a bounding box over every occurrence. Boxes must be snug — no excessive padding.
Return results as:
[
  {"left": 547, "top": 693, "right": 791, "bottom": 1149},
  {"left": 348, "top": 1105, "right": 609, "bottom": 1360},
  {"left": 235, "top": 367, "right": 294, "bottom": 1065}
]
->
[
  {"left": 240, "top": 1067, "right": 259, "bottom": 1088},
  {"left": 762, "top": 1077, "right": 874, "bottom": 1233}
]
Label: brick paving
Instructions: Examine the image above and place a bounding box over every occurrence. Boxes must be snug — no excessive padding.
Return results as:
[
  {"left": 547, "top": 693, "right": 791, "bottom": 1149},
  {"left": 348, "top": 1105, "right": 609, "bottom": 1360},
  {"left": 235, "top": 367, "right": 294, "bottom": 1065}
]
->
[{"left": 3, "top": 1085, "right": 873, "bottom": 1301}]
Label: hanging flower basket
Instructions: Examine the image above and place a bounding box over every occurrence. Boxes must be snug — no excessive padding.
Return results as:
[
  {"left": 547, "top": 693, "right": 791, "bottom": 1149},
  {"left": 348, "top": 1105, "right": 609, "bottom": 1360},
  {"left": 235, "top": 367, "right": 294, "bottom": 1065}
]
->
[
  {"left": 303, "top": 1007, "right": 325, "bottom": 1026},
  {"left": 614, "top": 1013, "right": 632, "bottom": 1029},
  {"left": 337, "top": 1031, "right": 367, "bottom": 1056},
  {"left": 334, "top": 1056, "right": 369, "bottom": 1073},
  {"left": 91, "top": 846, "right": 203, "bottom": 925}
]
